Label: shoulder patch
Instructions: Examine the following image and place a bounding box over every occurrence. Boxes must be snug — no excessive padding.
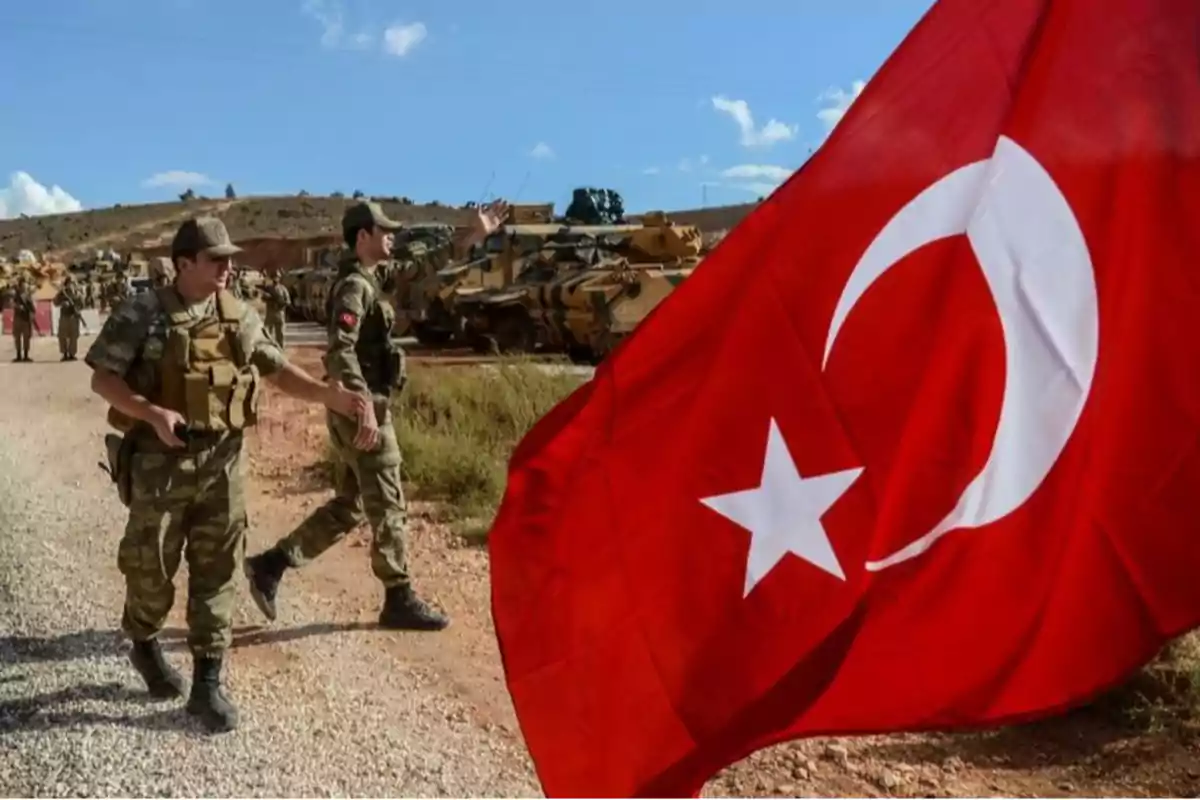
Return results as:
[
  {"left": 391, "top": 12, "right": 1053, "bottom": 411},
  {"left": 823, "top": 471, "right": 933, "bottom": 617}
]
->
[{"left": 337, "top": 311, "right": 359, "bottom": 330}]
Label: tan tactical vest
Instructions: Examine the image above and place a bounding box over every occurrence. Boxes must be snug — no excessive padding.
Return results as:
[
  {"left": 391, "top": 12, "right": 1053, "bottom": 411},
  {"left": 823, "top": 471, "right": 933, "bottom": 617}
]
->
[{"left": 107, "top": 288, "right": 261, "bottom": 434}]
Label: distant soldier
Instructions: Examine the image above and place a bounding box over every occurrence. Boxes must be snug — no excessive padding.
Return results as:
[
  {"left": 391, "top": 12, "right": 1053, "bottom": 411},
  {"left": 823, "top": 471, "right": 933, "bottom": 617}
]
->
[
  {"left": 106, "top": 277, "right": 127, "bottom": 308},
  {"left": 10, "top": 277, "right": 40, "bottom": 362},
  {"left": 243, "top": 199, "right": 508, "bottom": 631},
  {"left": 53, "top": 275, "right": 85, "bottom": 361},
  {"left": 84, "top": 216, "right": 370, "bottom": 732},
  {"left": 262, "top": 278, "right": 290, "bottom": 347}
]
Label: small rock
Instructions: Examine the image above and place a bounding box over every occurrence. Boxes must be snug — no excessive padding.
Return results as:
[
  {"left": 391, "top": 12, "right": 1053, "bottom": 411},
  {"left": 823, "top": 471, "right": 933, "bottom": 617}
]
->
[
  {"left": 791, "top": 766, "right": 809, "bottom": 781},
  {"left": 878, "top": 770, "right": 900, "bottom": 790},
  {"left": 777, "top": 783, "right": 795, "bottom": 795},
  {"left": 1058, "top": 781, "right": 1076, "bottom": 792},
  {"left": 941, "top": 756, "right": 964, "bottom": 772},
  {"left": 823, "top": 743, "right": 850, "bottom": 763}
]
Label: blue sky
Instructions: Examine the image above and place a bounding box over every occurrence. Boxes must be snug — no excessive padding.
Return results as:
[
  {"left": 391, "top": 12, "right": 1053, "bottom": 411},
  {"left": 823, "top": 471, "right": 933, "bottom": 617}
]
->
[{"left": 0, "top": 0, "right": 936, "bottom": 219}]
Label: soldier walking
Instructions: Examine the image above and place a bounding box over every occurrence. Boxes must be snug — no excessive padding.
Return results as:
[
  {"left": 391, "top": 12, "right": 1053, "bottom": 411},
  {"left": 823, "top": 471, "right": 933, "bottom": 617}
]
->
[
  {"left": 10, "top": 277, "right": 40, "bottom": 362},
  {"left": 84, "top": 216, "right": 370, "bottom": 732},
  {"left": 243, "top": 199, "right": 508, "bottom": 631},
  {"left": 53, "top": 275, "right": 85, "bottom": 360},
  {"left": 263, "top": 277, "right": 290, "bottom": 346}
]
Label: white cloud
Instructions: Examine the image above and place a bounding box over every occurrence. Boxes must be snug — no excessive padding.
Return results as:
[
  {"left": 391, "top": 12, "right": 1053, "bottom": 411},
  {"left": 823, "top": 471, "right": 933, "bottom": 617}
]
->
[
  {"left": 529, "top": 142, "right": 555, "bottom": 159},
  {"left": 142, "top": 170, "right": 213, "bottom": 190},
  {"left": 303, "top": 0, "right": 374, "bottom": 50},
  {"left": 0, "top": 171, "right": 83, "bottom": 219},
  {"left": 711, "top": 95, "right": 797, "bottom": 148},
  {"left": 818, "top": 80, "right": 867, "bottom": 130},
  {"left": 383, "top": 22, "right": 427, "bottom": 57},
  {"left": 721, "top": 164, "right": 792, "bottom": 183},
  {"left": 642, "top": 167, "right": 660, "bottom": 175}
]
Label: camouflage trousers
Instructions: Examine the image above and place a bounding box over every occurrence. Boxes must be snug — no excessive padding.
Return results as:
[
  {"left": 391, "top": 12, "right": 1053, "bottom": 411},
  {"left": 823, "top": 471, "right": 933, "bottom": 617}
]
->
[
  {"left": 11, "top": 318, "right": 31, "bottom": 357},
  {"left": 273, "top": 404, "right": 410, "bottom": 587},
  {"left": 58, "top": 314, "right": 80, "bottom": 358},
  {"left": 118, "top": 432, "right": 248, "bottom": 657},
  {"left": 265, "top": 314, "right": 286, "bottom": 348}
]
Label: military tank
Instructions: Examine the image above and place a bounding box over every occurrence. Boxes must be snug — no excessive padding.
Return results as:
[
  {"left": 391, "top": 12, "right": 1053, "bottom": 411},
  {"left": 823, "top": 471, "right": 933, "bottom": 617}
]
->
[{"left": 453, "top": 211, "right": 706, "bottom": 362}]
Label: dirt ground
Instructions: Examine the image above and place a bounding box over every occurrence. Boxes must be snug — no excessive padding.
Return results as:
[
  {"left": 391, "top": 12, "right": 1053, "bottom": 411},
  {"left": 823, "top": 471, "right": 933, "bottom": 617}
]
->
[{"left": 244, "top": 347, "right": 1200, "bottom": 798}]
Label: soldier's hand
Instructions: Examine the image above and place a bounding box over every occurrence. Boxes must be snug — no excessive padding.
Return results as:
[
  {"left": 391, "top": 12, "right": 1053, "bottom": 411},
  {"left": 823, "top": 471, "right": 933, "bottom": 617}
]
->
[
  {"left": 323, "top": 379, "right": 370, "bottom": 420},
  {"left": 477, "top": 199, "right": 510, "bottom": 235},
  {"left": 353, "top": 402, "right": 381, "bottom": 452},
  {"left": 147, "top": 406, "right": 187, "bottom": 448}
]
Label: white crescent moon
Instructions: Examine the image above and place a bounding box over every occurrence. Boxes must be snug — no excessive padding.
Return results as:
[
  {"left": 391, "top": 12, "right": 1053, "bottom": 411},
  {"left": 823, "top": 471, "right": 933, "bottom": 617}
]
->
[{"left": 821, "top": 135, "right": 1100, "bottom": 572}]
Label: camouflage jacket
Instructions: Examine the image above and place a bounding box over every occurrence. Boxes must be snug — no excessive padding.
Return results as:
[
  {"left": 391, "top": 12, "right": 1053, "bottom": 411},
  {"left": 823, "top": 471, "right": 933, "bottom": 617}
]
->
[
  {"left": 324, "top": 257, "right": 403, "bottom": 398},
  {"left": 54, "top": 287, "right": 84, "bottom": 316},
  {"left": 11, "top": 289, "right": 35, "bottom": 319}
]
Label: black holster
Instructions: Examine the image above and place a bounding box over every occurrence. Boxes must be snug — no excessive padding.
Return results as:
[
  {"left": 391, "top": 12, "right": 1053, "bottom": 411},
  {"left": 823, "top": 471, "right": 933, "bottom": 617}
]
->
[{"left": 100, "top": 433, "right": 136, "bottom": 507}]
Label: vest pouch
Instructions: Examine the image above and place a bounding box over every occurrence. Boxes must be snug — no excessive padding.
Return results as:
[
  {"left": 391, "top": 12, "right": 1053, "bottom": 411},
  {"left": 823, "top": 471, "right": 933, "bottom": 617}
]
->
[
  {"left": 184, "top": 373, "right": 215, "bottom": 430},
  {"left": 221, "top": 367, "right": 261, "bottom": 431},
  {"left": 189, "top": 320, "right": 233, "bottom": 363},
  {"left": 208, "top": 362, "right": 238, "bottom": 431},
  {"left": 160, "top": 329, "right": 192, "bottom": 415},
  {"left": 239, "top": 370, "right": 261, "bottom": 429}
]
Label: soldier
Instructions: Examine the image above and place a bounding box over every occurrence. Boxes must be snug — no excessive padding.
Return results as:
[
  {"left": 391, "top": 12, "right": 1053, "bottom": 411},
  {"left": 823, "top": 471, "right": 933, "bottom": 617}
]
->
[
  {"left": 243, "top": 199, "right": 509, "bottom": 631},
  {"left": 53, "top": 275, "right": 86, "bottom": 361},
  {"left": 10, "top": 277, "right": 40, "bottom": 362},
  {"left": 84, "top": 216, "right": 370, "bottom": 733},
  {"left": 262, "top": 277, "right": 290, "bottom": 347}
]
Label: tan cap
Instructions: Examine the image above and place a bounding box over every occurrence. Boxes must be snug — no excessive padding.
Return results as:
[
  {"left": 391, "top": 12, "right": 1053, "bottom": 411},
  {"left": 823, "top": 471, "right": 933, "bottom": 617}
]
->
[
  {"left": 171, "top": 216, "right": 242, "bottom": 258},
  {"left": 342, "top": 200, "right": 403, "bottom": 231}
]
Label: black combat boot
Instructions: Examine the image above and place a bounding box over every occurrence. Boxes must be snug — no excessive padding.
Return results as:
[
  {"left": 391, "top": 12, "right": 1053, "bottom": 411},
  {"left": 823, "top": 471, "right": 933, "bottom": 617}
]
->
[
  {"left": 186, "top": 655, "right": 239, "bottom": 732},
  {"left": 378, "top": 584, "right": 450, "bottom": 631},
  {"left": 243, "top": 547, "right": 290, "bottom": 621},
  {"left": 128, "top": 638, "right": 186, "bottom": 698}
]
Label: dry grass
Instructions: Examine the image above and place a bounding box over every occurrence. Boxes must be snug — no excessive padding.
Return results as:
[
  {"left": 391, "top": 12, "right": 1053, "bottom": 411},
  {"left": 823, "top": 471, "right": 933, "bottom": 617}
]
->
[{"left": 390, "top": 358, "right": 586, "bottom": 537}]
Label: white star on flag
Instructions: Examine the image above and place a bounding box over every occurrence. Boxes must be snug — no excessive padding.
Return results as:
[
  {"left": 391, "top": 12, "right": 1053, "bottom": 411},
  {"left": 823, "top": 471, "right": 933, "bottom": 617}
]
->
[{"left": 701, "top": 418, "right": 863, "bottom": 597}]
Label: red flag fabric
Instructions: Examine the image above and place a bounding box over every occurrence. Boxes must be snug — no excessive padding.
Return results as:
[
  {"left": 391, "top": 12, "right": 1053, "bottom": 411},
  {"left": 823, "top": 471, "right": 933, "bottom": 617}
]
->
[{"left": 488, "top": 0, "right": 1200, "bottom": 796}]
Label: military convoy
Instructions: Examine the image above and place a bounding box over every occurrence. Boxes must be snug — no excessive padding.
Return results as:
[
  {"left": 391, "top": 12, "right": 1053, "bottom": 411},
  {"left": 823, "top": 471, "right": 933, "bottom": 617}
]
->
[
  {"left": 269, "top": 199, "right": 710, "bottom": 363},
  {"left": 452, "top": 211, "right": 704, "bottom": 362}
]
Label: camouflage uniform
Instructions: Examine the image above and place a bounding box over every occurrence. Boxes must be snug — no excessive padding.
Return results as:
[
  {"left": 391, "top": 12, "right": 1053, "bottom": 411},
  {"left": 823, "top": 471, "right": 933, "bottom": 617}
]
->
[
  {"left": 86, "top": 217, "right": 285, "bottom": 732},
  {"left": 244, "top": 201, "right": 448, "bottom": 631},
  {"left": 263, "top": 280, "right": 290, "bottom": 347},
  {"left": 10, "top": 279, "right": 37, "bottom": 362},
  {"left": 53, "top": 276, "right": 85, "bottom": 360}
]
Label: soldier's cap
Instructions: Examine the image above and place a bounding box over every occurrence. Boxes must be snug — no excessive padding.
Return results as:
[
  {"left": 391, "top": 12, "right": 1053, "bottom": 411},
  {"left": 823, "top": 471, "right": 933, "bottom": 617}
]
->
[
  {"left": 342, "top": 200, "right": 403, "bottom": 232},
  {"left": 171, "top": 216, "right": 243, "bottom": 259}
]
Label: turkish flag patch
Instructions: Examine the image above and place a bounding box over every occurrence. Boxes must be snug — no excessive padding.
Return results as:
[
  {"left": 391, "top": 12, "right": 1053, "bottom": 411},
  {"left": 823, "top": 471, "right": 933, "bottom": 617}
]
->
[{"left": 337, "top": 311, "right": 358, "bottom": 330}]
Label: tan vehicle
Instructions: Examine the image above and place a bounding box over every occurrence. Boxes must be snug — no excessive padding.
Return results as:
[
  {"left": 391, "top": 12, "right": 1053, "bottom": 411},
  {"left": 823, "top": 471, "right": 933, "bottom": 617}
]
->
[
  {"left": 404, "top": 218, "right": 644, "bottom": 346},
  {"left": 302, "top": 267, "right": 338, "bottom": 324},
  {"left": 455, "top": 211, "right": 705, "bottom": 361}
]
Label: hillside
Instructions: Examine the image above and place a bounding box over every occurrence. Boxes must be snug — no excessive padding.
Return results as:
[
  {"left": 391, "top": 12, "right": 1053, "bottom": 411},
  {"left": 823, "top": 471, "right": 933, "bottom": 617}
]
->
[{"left": 0, "top": 194, "right": 757, "bottom": 261}]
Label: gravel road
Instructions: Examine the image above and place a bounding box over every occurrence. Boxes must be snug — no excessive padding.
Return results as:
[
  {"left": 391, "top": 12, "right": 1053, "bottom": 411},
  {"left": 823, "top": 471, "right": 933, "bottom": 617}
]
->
[{"left": 0, "top": 337, "right": 540, "bottom": 798}]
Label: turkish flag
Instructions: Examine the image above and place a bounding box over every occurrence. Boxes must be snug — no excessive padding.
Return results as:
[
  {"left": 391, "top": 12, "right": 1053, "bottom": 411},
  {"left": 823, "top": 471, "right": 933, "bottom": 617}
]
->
[{"left": 488, "top": 0, "right": 1200, "bottom": 796}]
